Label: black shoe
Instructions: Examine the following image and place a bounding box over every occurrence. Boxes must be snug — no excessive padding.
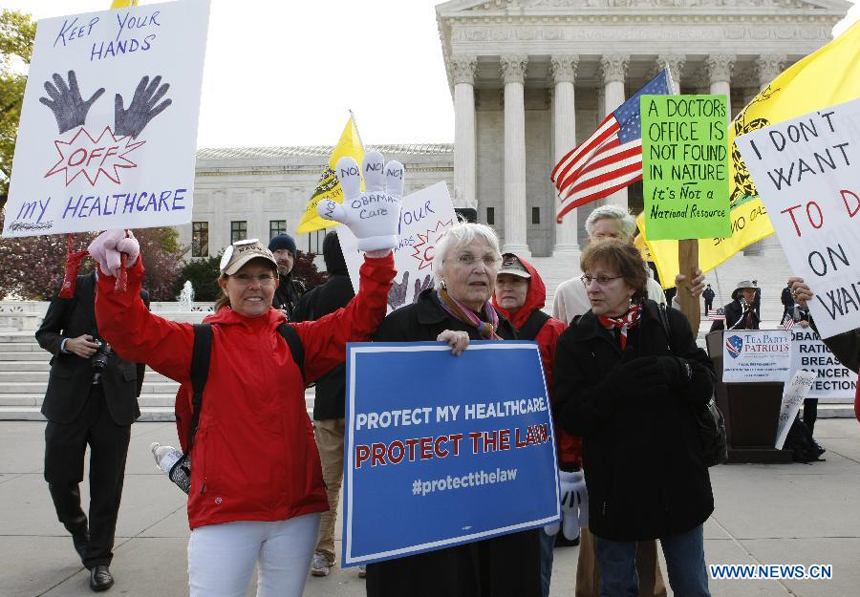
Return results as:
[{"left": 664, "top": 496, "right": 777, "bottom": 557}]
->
[
  {"left": 71, "top": 526, "right": 89, "bottom": 561},
  {"left": 90, "top": 565, "right": 114, "bottom": 592}
]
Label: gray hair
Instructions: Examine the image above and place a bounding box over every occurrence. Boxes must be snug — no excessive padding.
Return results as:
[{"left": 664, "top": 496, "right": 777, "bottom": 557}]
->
[
  {"left": 433, "top": 222, "right": 502, "bottom": 289},
  {"left": 584, "top": 204, "right": 637, "bottom": 240}
]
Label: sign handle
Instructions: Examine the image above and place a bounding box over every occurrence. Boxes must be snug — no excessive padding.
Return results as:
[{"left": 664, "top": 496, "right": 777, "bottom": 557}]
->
[{"left": 678, "top": 239, "right": 701, "bottom": 336}]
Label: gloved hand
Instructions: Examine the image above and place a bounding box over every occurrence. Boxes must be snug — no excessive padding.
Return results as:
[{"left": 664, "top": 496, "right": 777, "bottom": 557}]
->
[
  {"left": 614, "top": 354, "right": 670, "bottom": 399},
  {"left": 317, "top": 152, "right": 404, "bottom": 252},
  {"left": 656, "top": 355, "right": 691, "bottom": 386},
  {"left": 561, "top": 470, "right": 588, "bottom": 540},
  {"left": 88, "top": 229, "right": 140, "bottom": 277}
]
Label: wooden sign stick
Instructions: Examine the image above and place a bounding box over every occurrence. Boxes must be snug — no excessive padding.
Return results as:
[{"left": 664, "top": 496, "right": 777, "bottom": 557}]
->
[{"left": 678, "top": 239, "right": 701, "bottom": 336}]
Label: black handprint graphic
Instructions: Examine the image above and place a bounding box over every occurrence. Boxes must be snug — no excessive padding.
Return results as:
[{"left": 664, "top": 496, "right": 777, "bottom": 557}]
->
[
  {"left": 387, "top": 271, "right": 410, "bottom": 309},
  {"left": 39, "top": 71, "right": 105, "bottom": 134},
  {"left": 115, "top": 75, "right": 172, "bottom": 139},
  {"left": 413, "top": 274, "right": 433, "bottom": 303}
]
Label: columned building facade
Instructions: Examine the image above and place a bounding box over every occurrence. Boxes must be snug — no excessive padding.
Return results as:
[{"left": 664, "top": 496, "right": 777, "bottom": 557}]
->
[
  {"left": 182, "top": 0, "right": 849, "bottom": 261},
  {"left": 436, "top": 0, "right": 849, "bottom": 257}
]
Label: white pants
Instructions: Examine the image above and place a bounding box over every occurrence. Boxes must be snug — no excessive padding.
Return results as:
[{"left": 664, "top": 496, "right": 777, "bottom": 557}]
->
[{"left": 187, "top": 513, "right": 321, "bottom": 597}]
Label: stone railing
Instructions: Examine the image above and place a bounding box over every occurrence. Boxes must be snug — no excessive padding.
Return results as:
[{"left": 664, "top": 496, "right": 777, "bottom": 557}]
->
[{"left": 0, "top": 301, "right": 216, "bottom": 331}]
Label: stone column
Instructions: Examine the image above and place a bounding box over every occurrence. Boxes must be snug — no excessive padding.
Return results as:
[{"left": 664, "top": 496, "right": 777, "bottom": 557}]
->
[
  {"left": 656, "top": 54, "right": 685, "bottom": 95},
  {"left": 213, "top": 189, "right": 227, "bottom": 252},
  {"left": 551, "top": 54, "right": 580, "bottom": 258},
  {"left": 601, "top": 53, "right": 630, "bottom": 208},
  {"left": 756, "top": 53, "right": 785, "bottom": 91},
  {"left": 501, "top": 54, "right": 530, "bottom": 256},
  {"left": 706, "top": 53, "right": 735, "bottom": 117},
  {"left": 452, "top": 55, "right": 477, "bottom": 209},
  {"left": 252, "top": 188, "right": 265, "bottom": 241}
]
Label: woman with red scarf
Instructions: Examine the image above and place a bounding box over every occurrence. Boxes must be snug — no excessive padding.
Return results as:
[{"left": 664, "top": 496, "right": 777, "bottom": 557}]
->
[{"left": 554, "top": 240, "right": 716, "bottom": 597}]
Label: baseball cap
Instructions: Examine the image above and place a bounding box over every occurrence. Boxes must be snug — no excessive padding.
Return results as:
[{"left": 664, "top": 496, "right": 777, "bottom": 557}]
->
[
  {"left": 219, "top": 239, "right": 278, "bottom": 275},
  {"left": 497, "top": 253, "right": 531, "bottom": 279}
]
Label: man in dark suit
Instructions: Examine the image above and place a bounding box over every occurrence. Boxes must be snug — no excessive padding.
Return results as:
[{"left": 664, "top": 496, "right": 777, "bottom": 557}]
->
[
  {"left": 710, "top": 280, "right": 759, "bottom": 332},
  {"left": 36, "top": 271, "right": 149, "bottom": 592}
]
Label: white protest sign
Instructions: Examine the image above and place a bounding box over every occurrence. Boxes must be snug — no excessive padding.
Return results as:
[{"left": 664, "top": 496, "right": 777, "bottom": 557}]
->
[
  {"left": 735, "top": 98, "right": 860, "bottom": 339},
  {"left": 339, "top": 182, "right": 456, "bottom": 312},
  {"left": 722, "top": 330, "right": 792, "bottom": 383},
  {"left": 789, "top": 327, "right": 857, "bottom": 399},
  {"left": 775, "top": 370, "right": 817, "bottom": 450},
  {"left": 2, "top": 0, "right": 210, "bottom": 237}
]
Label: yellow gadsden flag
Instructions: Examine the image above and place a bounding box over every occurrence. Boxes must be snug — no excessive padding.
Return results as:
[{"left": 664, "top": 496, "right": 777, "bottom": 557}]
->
[
  {"left": 297, "top": 116, "right": 365, "bottom": 234},
  {"left": 110, "top": 0, "right": 138, "bottom": 7},
  {"left": 641, "top": 21, "right": 860, "bottom": 288}
]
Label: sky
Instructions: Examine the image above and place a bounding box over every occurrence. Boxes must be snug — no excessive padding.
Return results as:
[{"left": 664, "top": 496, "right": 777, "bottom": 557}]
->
[{"left": 3, "top": 0, "right": 858, "bottom": 150}]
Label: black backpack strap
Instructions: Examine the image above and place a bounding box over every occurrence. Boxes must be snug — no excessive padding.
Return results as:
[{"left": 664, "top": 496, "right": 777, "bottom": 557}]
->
[
  {"left": 187, "top": 324, "right": 213, "bottom": 452},
  {"left": 277, "top": 323, "right": 305, "bottom": 382},
  {"left": 517, "top": 310, "right": 551, "bottom": 341},
  {"left": 657, "top": 303, "right": 673, "bottom": 351}
]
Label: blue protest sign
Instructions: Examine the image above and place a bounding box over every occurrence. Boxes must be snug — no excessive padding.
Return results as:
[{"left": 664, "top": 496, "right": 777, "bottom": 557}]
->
[{"left": 342, "top": 341, "right": 560, "bottom": 566}]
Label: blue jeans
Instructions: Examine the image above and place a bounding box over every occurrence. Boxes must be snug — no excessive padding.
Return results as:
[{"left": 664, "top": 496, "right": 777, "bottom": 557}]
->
[
  {"left": 595, "top": 525, "right": 710, "bottom": 597},
  {"left": 538, "top": 528, "right": 554, "bottom": 597}
]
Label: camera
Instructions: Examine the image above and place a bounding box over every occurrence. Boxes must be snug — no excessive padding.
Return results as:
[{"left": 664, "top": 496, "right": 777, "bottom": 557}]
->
[{"left": 91, "top": 339, "right": 112, "bottom": 370}]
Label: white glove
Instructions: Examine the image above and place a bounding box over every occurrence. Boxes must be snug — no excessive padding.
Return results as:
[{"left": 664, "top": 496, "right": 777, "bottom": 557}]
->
[
  {"left": 560, "top": 470, "right": 588, "bottom": 540},
  {"left": 317, "top": 152, "right": 404, "bottom": 252},
  {"left": 87, "top": 229, "right": 140, "bottom": 278}
]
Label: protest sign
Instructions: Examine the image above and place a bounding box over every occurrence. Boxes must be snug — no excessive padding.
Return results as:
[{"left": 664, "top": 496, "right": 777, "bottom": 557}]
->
[
  {"left": 339, "top": 181, "right": 457, "bottom": 312},
  {"left": 735, "top": 98, "right": 860, "bottom": 339},
  {"left": 3, "top": 0, "right": 210, "bottom": 237},
  {"left": 641, "top": 95, "right": 731, "bottom": 240},
  {"left": 775, "top": 370, "right": 817, "bottom": 450},
  {"left": 722, "top": 329, "right": 792, "bottom": 383},
  {"left": 789, "top": 327, "right": 857, "bottom": 398},
  {"left": 342, "top": 341, "right": 560, "bottom": 566}
]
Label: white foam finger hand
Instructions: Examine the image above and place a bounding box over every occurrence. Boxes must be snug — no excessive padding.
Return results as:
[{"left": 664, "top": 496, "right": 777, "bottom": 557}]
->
[
  {"left": 88, "top": 229, "right": 124, "bottom": 276},
  {"left": 562, "top": 508, "right": 581, "bottom": 541},
  {"left": 384, "top": 160, "right": 404, "bottom": 200},
  {"left": 335, "top": 156, "right": 362, "bottom": 202},
  {"left": 578, "top": 488, "right": 589, "bottom": 530},
  {"left": 116, "top": 235, "right": 140, "bottom": 267},
  {"left": 544, "top": 521, "right": 560, "bottom": 536},
  {"left": 318, "top": 199, "right": 348, "bottom": 225},
  {"left": 362, "top": 152, "right": 386, "bottom": 192}
]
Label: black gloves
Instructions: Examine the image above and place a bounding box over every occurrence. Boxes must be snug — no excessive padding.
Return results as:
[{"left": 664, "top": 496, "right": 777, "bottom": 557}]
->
[
  {"left": 656, "top": 355, "right": 692, "bottom": 386},
  {"left": 612, "top": 352, "right": 692, "bottom": 401}
]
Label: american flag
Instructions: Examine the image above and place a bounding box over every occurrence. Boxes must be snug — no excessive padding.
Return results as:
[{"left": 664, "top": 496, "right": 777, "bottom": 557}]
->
[
  {"left": 552, "top": 69, "right": 672, "bottom": 223},
  {"left": 782, "top": 317, "right": 795, "bottom": 331}
]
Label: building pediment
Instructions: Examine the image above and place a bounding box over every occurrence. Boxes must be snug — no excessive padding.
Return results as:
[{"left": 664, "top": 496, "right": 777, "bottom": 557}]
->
[{"left": 437, "top": 0, "right": 851, "bottom": 14}]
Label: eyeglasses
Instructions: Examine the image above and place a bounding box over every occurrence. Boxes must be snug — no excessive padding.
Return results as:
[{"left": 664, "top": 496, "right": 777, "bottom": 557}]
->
[
  {"left": 580, "top": 274, "right": 623, "bottom": 287},
  {"left": 232, "top": 273, "right": 276, "bottom": 285},
  {"left": 453, "top": 253, "right": 499, "bottom": 268}
]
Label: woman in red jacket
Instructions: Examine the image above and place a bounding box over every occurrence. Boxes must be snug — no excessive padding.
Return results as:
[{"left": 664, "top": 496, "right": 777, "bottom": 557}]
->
[{"left": 88, "top": 154, "right": 407, "bottom": 597}]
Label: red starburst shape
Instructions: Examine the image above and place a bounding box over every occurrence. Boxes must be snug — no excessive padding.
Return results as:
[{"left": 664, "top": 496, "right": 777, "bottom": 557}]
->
[
  {"left": 45, "top": 125, "right": 145, "bottom": 187},
  {"left": 410, "top": 219, "right": 454, "bottom": 270}
]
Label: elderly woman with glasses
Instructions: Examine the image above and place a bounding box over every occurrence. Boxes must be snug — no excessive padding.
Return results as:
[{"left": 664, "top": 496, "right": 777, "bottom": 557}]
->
[
  {"left": 553, "top": 239, "right": 716, "bottom": 597},
  {"left": 87, "top": 154, "right": 403, "bottom": 597},
  {"left": 365, "top": 222, "right": 542, "bottom": 597}
]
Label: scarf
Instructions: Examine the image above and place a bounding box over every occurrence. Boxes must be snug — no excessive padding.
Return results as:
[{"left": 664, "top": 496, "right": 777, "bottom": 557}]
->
[
  {"left": 436, "top": 288, "right": 503, "bottom": 340},
  {"left": 598, "top": 303, "right": 642, "bottom": 350}
]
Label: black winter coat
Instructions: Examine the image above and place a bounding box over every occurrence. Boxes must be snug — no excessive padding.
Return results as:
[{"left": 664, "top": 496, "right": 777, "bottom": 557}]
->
[
  {"left": 366, "top": 288, "right": 541, "bottom": 597},
  {"left": 710, "top": 299, "right": 760, "bottom": 332},
  {"left": 554, "top": 300, "right": 715, "bottom": 541},
  {"left": 36, "top": 273, "right": 149, "bottom": 425},
  {"left": 293, "top": 273, "right": 354, "bottom": 420}
]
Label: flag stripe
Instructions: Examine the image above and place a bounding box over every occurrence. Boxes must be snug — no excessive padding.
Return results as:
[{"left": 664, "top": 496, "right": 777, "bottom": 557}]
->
[
  {"left": 552, "top": 120, "right": 620, "bottom": 184},
  {"left": 551, "top": 115, "right": 616, "bottom": 181},
  {"left": 562, "top": 167, "right": 643, "bottom": 205},
  {"left": 558, "top": 143, "right": 643, "bottom": 196}
]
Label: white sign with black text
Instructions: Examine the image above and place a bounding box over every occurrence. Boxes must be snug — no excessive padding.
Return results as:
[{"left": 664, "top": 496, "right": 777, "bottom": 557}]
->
[{"left": 735, "top": 98, "right": 860, "bottom": 339}]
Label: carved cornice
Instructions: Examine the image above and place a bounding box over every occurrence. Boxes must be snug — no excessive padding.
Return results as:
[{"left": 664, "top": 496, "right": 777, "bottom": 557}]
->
[
  {"left": 451, "top": 55, "right": 478, "bottom": 85},
  {"left": 550, "top": 54, "right": 579, "bottom": 84},
  {"left": 706, "top": 53, "right": 736, "bottom": 84},
  {"left": 755, "top": 53, "right": 786, "bottom": 86},
  {"left": 459, "top": 0, "right": 841, "bottom": 13},
  {"left": 500, "top": 54, "right": 529, "bottom": 84},
  {"left": 600, "top": 54, "right": 630, "bottom": 84}
]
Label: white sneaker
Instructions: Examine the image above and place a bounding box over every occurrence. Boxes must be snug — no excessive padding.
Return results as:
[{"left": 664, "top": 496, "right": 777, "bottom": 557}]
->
[
  {"left": 358, "top": 565, "right": 367, "bottom": 578},
  {"left": 310, "top": 553, "right": 331, "bottom": 577}
]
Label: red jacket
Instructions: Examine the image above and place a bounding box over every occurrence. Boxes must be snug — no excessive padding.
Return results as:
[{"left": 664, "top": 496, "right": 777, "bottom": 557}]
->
[
  {"left": 96, "top": 255, "right": 395, "bottom": 529},
  {"left": 493, "top": 256, "right": 582, "bottom": 467}
]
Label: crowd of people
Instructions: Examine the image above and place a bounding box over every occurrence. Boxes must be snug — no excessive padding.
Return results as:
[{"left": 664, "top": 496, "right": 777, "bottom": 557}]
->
[{"left": 35, "top": 154, "right": 857, "bottom": 597}]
